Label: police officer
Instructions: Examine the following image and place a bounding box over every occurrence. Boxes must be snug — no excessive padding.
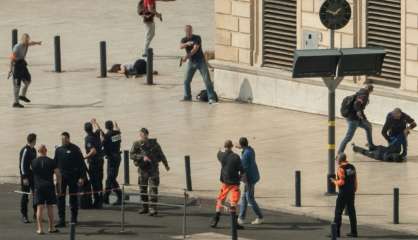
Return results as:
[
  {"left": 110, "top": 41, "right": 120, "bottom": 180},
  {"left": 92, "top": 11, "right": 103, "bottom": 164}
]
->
[
  {"left": 54, "top": 132, "right": 86, "bottom": 227},
  {"left": 84, "top": 120, "right": 104, "bottom": 209},
  {"left": 331, "top": 153, "right": 358, "bottom": 238},
  {"left": 19, "top": 133, "right": 37, "bottom": 223},
  {"left": 99, "top": 120, "right": 123, "bottom": 205},
  {"left": 130, "top": 128, "right": 170, "bottom": 216}
]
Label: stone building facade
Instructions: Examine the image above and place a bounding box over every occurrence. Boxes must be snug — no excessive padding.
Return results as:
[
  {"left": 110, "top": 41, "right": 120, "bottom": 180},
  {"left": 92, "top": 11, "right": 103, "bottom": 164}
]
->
[{"left": 212, "top": 0, "right": 418, "bottom": 124}]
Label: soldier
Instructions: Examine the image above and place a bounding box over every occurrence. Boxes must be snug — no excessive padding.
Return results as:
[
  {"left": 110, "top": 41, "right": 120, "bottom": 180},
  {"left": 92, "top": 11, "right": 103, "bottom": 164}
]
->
[
  {"left": 130, "top": 128, "right": 170, "bottom": 216},
  {"left": 19, "top": 133, "right": 37, "bottom": 223},
  {"left": 84, "top": 120, "right": 104, "bottom": 209}
]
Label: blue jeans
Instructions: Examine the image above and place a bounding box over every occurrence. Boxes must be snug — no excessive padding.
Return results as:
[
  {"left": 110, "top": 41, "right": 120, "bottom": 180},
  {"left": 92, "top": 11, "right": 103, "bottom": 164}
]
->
[
  {"left": 184, "top": 59, "right": 215, "bottom": 100},
  {"left": 390, "top": 134, "right": 408, "bottom": 157},
  {"left": 338, "top": 119, "right": 374, "bottom": 153},
  {"left": 239, "top": 183, "right": 263, "bottom": 219}
]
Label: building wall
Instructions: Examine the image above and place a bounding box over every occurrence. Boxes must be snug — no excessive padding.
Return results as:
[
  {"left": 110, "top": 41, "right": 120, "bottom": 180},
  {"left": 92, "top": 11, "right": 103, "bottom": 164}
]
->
[{"left": 406, "top": 0, "right": 418, "bottom": 91}]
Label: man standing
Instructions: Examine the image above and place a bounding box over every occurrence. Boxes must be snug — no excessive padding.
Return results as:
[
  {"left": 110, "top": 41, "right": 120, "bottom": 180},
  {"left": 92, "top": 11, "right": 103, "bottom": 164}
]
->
[
  {"left": 19, "top": 133, "right": 37, "bottom": 223},
  {"left": 130, "top": 128, "right": 170, "bottom": 216},
  {"left": 84, "top": 120, "right": 104, "bottom": 209},
  {"left": 338, "top": 84, "right": 375, "bottom": 153},
  {"left": 100, "top": 120, "right": 123, "bottom": 205},
  {"left": 32, "top": 145, "right": 61, "bottom": 235},
  {"left": 331, "top": 153, "right": 358, "bottom": 238},
  {"left": 382, "top": 108, "right": 416, "bottom": 160},
  {"left": 10, "top": 33, "right": 41, "bottom": 108},
  {"left": 180, "top": 25, "right": 217, "bottom": 104},
  {"left": 138, "top": 0, "right": 162, "bottom": 57},
  {"left": 55, "top": 132, "right": 86, "bottom": 227},
  {"left": 236, "top": 137, "right": 263, "bottom": 225},
  {"left": 211, "top": 140, "right": 245, "bottom": 229}
]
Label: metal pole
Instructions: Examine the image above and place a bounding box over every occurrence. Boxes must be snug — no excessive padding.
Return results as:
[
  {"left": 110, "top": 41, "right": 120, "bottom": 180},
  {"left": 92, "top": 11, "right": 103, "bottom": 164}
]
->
[
  {"left": 69, "top": 222, "right": 76, "bottom": 240},
  {"left": 183, "top": 190, "right": 187, "bottom": 239},
  {"left": 54, "top": 35, "right": 62, "bottom": 72},
  {"left": 331, "top": 223, "right": 337, "bottom": 240},
  {"left": 12, "top": 29, "right": 18, "bottom": 49},
  {"left": 295, "top": 171, "right": 301, "bottom": 207},
  {"left": 185, "top": 155, "right": 193, "bottom": 191},
  {"left": 121, "top": 185, "right": 125, "bottom": 232},
  {"left": 231, "top": 211, "right": 238, "bottom": 240},
  {"left": 327, "top": 28, "right": 336, "bottom": 195},
  {"left": 393, "top": 188, "right": 399, "bottom": 224},
  {"left": 146, "top": 48, "right": 153, "bottom": 85},
  {"left": 123, "top": 150, "right": 130, "bottom": 200},
  {"left": 99, "top": 41, "right": 107, "bottom": 78}
]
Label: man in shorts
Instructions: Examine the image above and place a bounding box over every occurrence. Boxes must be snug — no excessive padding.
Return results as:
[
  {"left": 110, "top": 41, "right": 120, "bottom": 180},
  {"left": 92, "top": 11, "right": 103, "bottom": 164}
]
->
[{"left": 32, "top": 145, "right": 61, "bottom": 235}]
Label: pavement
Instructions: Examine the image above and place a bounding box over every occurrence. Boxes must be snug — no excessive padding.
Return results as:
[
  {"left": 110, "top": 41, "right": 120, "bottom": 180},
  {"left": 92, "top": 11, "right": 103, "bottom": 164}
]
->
[
  {"left": 1, "top": 0, "right": 418, "bottom": 238},
  {"left": 2, "top": 184, "right": 418, "bottom": 240}
]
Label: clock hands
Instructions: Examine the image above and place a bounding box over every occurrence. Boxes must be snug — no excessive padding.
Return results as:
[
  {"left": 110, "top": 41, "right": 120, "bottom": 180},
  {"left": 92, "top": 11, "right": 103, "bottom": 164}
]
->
[{"left": 326, "top": 8, "right": 342, "bottom": 16}]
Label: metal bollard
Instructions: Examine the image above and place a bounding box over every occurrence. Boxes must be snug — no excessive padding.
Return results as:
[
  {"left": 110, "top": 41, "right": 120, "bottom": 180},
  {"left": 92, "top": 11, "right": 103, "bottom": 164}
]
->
[
  {"left": 393, "top": 188, "right": 399, "bottom": 224},
  {"left": 69, "top": 222, "right": 76, "bottom": 240},
  {"left": 123, "top": 150, "right": 130, "bottom": 200},
  {"left": 146, "top": 48, "right": 153, "bottom": 85},
  {"left": 54, "top": 35, "right": 62, "bottom": 72},
  {"left": 12, "top": 29, "right": 18, "bottom": 49},
  {"left": 330, "top": 223, "right": 337, "bottom": 240},
  {"left": 183, "top": 190, "right": 188, "bottom": 239},
  {"left": 295, "top": 170, "right": 301, "bottom": 207},
  {"left": 185, "top": 155, "right": 192, "bottom": 191},
  {"left": 230, "top": 211, "right": 238, "bottom": 240},
  {"left": 99, "top": 41, "right": 107, "bottom": 78},
  {"left": 121, "top": 185, "right": 125, "bottom": 232}
]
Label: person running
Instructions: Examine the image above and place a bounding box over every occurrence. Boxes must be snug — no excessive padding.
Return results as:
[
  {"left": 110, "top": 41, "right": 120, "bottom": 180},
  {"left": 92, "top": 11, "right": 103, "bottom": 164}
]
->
[
  {"left": 211, "top": 140, "right": 245, "bottom": 229},
  {"left": 236, "top": 137, "right": 263, "bottom": 225},
  {"left": 19, "top": 133, "right": 38, "bottom": 223},
  {"left": 180, "top": 25, "right": 217, "bottom": 104},
  {"left": 130, "top": 128, "right": 170, "bottom": 216},
  {"left": 54, "top": 132, "right": 86, "bottom": 227},
  {"left": 10, "top": 33, "right": 41, "bottom": 108},
  {"left": 138, "top": 0, "right": 162, "bottom": 57},
  {"left": 338, "top": 84, "right": 375, "bottom": 153},
  {"left": 331, "top": 153, "right": 358, "bottom": 238},
  {"left": 32, "top": 145, "right": 61, "bottom": 235},
  {"left": 381, "top": 108, "right": 416, "bottom": 160}
]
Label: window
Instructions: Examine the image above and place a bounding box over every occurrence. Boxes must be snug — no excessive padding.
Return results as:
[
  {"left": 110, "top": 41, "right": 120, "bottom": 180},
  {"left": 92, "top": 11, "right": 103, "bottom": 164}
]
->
[
  {"left": 366, "top": 0, "right": 401, "bottom": 87},
  {"left": 263, "top": 0, "right": 297, "bottom": 71}
]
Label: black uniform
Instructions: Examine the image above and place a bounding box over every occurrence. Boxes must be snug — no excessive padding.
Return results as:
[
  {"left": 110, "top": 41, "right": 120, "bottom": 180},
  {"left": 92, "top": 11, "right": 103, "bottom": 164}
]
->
[
  {"left": 130, "top": 139, "right": 169, "bottom": 212},
  {"left": 334, "top": 163, "right": 358, "bottom": 237},
  {"left": 54, "top": 143, "right": 86, "bottom": 224},
  {"left": 103, "top": 130, "right": 122, "bottom": 202},
  {"left": 85, "top": 131, "right": 104, "bottom": 207},
  {"left": 19, "top": 145, "right": 37, "bottom": 219},
  {"left": 32, "top": 156, "right": 57, "bottom": 205}
]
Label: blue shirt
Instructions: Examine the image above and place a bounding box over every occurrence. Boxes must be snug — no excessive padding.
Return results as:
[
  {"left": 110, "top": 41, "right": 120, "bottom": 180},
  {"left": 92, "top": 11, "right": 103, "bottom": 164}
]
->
[{"left": 241, "top": 146, "right": 260, "bottom": 184}]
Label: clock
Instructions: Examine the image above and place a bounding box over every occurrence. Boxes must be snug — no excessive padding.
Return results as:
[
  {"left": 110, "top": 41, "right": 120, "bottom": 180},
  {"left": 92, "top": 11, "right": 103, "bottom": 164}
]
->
[{"left": 319, "top": 0, "right": 351, "bottom": 30}]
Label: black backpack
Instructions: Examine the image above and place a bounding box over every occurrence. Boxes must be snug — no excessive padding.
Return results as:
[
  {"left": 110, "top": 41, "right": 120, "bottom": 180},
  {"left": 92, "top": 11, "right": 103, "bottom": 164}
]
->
[
  {"left": 134, "top": 59, "right": 147, "bottom": 75},
  {"left": 137, "top": 0, "right": 144, "bottom": 15},
  {"left": 78, "top": 177, "right": 93, "bottom": 209},
  {"left": 340, "top": 94, "right": 356, "bottom": 118},
  {"left": 196, "top": 89, "right": 218, "bottom": 102}
]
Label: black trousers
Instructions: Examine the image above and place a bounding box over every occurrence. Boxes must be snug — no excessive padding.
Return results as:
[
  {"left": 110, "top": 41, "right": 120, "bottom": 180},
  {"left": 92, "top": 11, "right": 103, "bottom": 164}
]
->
[
  {"left": 88, "top": 158, "right": 104, "bottom": 203},
  {"left": 20, "top": 176, "right": 36, "bottom": 217},
  {"left": 57, "top": 176, "right": 79, "bottom": 223},
  {"left": 138, "top": 173, "right": 159, "bottom": 210},
  {"left": 105, "top": 153, "right": 121, "bottom": 196},
  {"left": 334, "top": 192, "right": 357, "bottom": 235}
]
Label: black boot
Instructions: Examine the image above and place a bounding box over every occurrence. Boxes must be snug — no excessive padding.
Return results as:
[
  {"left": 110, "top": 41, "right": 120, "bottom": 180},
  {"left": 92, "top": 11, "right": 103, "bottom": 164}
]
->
[
  {"left": 21, "top": 215, "right": 30, "bottom": 224},
  {"left": 138, "top": 205, "right": 149, "bottom": 214},
  {"left": 210, "top": 212, "right": 221, "bottom": 228},
  {"left": 112, "top": 190, "right": 122, "bottom": 206},
  {"left": 55, "top": 219, "right": 66, "bottom": 228},
  {"left": 103, "top": 192, "right": 110, "bottom": 205}
]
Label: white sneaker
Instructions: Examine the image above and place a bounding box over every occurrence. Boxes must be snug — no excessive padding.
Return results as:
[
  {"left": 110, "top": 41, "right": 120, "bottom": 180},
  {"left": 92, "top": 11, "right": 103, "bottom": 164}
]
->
[
  {"left": 251, "top": 218, "right": 264, "bottom": 225},
  {"left": 237, "top": 218, "right": 245, "bottom": 225},
  {"left": 208, "top": 99, "right": 217, "bottom": 104}
]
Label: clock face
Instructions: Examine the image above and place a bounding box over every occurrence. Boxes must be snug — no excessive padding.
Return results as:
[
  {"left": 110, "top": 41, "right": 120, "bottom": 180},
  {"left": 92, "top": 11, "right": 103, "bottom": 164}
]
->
[{"left": 319, "top": 0, "right": 352, "bottom": 30}]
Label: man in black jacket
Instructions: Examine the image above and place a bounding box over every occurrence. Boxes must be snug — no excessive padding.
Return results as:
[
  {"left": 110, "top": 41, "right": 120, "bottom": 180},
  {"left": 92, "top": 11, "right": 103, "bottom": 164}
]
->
[
  {"left": 211, "top": 140, "right": 245, "bottom": 229},
  {"left": 54, "top": 132, "right": 86, "bottom": 227},
  {"left": 338, "top": 84, "right": 375, "bottom": 153},
  {"left": 19, "top": 133, "right": 37, "bottom": 223}
]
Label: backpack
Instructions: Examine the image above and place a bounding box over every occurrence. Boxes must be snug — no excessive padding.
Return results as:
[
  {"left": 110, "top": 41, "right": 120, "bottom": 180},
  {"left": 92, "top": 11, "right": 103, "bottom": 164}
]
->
[
  {"left": 137, "top": 0, "right": 144, "bottom": 16},
  {"left": 196, "top": 90, "right": 218, "bottom": 102},
  {"left": 133, "top": 59, "right": 147, "bottom": 75},
  {"left": 78, "top": 177, "right": 93, "bottom": 209},
  {"left": 340, "top": 94, "right": 356, "bottom": 118}
]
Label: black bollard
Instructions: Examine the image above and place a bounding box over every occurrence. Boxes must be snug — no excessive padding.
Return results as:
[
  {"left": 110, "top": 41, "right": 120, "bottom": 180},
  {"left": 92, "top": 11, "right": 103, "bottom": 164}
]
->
[
  {"left": 230, "top": 211, "right": 238, "bottom": 240},
  {"left": 123, "top": 150, "right": 130, "bottom": 200},
  {"left": 120, "top": 185, "right": 125, "bottom": 232},
  {"left": 100, "top": 41, "right": 107, "bottom": 78},
  {"left": 185, "top": 155, "right": 192, "bottom": 191},
  {"left": 295, "top": 170, "right": 301, "bottom": 207},
  {"left": 12, "top": 29, "right": 18, "bottom": 49},
  {"left": 393, "top": 188, "right": 399, "bottom": 224},
  {"left": 146, "top": 48, "right": 153, "bottom": 85},
  {"left": 330, "top": 223, "right": 337, "bottom": 240},
  {"left": 54, "top": 35, "right": 62, "bottom": 72},
  {"left": 69, "top": 222, "right": 76, "bottom": 240}
]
